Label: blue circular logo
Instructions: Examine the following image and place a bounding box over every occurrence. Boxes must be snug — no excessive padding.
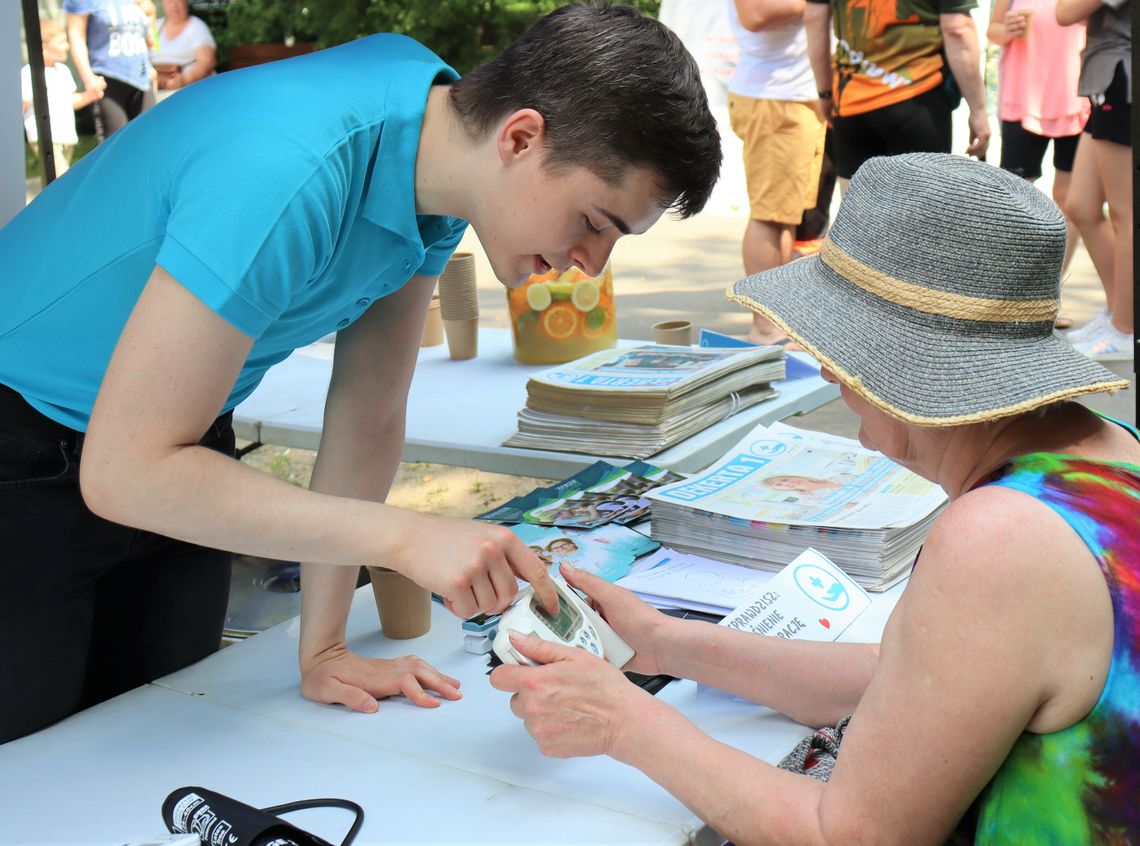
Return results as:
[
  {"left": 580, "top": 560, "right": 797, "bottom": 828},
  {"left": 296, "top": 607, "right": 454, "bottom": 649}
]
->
[
  {"left": 749, "top": 440, "right": 788, "bottom": 458},
  {"left": 792, "top": 564, "right": 850, "bottom": 611}
]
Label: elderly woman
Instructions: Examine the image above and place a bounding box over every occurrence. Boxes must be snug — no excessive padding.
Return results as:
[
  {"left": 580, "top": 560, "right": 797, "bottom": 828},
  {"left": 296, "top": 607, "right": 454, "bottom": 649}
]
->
[
  {"left": 491, "top": 154, "right": 1138, "bottom": 845},
  {"left": 152, "top": 0, "right": 216, "bottom": 91}
]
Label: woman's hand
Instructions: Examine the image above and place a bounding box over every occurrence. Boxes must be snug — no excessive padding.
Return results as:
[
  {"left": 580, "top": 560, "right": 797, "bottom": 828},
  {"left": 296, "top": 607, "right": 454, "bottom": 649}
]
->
[
  {"left": 1002, "top": 9, "right": 1029, "bottom": 38},
  {"left": 559, "top": 563, "right": 675, "bottom": 677},
  {"left": 300, "top": 640, "right": 462, "bottom": 712},
  {"left": 83, "top": 74, "right": 107, "bottom": 100},
  {"left": 489, "top": 631, "right": 657, "bottom": 759}
]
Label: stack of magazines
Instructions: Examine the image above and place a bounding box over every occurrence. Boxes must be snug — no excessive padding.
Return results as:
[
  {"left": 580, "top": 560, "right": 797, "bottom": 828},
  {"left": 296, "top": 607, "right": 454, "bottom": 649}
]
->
[
  {"left": 645, "top": 422, "right": 947, "bottom": 590},
  {"left": 503, "top": 344, "right": 785, "bottom": 458}
]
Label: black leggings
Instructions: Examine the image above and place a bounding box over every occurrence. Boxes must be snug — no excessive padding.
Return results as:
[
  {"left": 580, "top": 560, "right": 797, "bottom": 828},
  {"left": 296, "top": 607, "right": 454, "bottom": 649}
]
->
[
  {"left": 0, "top": 384, "right": 234, "bottom": 743},
  {"left": 94, "top": 76, "right": 155, "bottom": 138},
  {"left": 832, "top": 86, "right": 953, "bottom": 179}
]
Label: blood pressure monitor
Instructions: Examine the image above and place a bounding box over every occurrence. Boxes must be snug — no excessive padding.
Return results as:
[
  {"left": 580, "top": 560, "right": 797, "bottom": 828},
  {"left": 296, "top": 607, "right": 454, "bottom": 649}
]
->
[{"left": 492, "top": 578, "right": 635, "bottom": 668}]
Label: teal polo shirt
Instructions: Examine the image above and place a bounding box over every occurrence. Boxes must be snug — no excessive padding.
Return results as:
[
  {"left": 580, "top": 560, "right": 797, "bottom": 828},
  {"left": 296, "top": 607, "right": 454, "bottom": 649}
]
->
[{"left": 0, "top": 34, "right": 467, "bottom": 430}]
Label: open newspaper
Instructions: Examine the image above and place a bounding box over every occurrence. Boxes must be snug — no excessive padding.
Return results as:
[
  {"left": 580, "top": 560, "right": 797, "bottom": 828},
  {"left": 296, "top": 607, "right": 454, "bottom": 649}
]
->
[
  {"left": 504, "top": 344, "right": 784, "bottom": 457},
  {"left": 645, "top": 422, "right": 947, "bottom": 590}
]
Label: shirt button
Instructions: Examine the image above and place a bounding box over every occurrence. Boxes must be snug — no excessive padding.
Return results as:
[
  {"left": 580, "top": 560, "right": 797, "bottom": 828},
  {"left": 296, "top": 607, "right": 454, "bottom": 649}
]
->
[
  {"left": 401, "top": 259, "right": 411, "bottom": 270},
  {"left": 355, "top": 298, "right": 369, "bottom": 308},
  {"left": 337, "top": 318, "right": 350, "bottom": 328}
]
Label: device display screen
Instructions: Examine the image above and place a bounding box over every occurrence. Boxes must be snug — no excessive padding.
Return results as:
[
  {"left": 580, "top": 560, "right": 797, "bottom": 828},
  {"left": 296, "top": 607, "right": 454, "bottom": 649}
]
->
[{"left": 531, "top": 589, "right": 582, "bottom": 640}]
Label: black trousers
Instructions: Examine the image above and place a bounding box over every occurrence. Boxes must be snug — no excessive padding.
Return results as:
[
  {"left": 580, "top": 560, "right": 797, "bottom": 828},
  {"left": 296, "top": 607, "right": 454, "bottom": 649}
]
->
[
  {"left": 94, "top": 76, "right": 155, "bottom": 138},
  {"left": 832, "top": 86, "right": 953, "bottom": 180},
  {"left": 0, "top": 384, "right": 234, "bottom": 743}
]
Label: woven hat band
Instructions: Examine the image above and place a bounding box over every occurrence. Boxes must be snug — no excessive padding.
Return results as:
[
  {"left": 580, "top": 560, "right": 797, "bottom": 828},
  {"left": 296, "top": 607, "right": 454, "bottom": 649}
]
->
[{"left": 819, "top": 239, "right": 1058, "bottom": 324}]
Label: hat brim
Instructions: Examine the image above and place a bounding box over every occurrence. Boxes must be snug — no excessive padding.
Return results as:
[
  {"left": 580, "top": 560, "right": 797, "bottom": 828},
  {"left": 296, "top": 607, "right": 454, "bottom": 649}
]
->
[{"left": 728, "top": 256, "right": 1129, "bottom": 426}]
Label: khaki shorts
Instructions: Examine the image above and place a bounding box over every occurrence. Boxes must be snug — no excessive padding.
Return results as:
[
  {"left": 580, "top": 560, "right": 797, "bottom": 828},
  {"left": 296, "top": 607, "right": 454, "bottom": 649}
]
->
[{"left": 728, "top": 93, "right": 826, "bottom": 225}]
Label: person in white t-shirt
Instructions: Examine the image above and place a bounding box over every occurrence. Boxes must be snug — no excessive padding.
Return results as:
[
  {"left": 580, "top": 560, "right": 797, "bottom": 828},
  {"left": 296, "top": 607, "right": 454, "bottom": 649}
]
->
[
  {"left": 21, "top": 18, "right": 103, "bottom": 175},
  {"left": 726, "top": 0, "right": 827, "bottom": 345},
  {"left": 151, "top": 0, "right": 215, "bottom": 91}
]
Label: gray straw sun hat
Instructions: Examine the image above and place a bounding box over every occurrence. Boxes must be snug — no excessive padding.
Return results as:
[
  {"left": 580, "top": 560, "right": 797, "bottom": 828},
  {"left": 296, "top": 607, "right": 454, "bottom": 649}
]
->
[{"left": 727, "top": 153, "right": 1129, "bottom": 426}]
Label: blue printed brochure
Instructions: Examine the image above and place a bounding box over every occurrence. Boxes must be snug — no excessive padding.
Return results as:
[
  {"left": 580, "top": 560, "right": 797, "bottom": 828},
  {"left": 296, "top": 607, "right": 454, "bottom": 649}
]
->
[
  {"left": 645, "top": 422, "right": 947, "bottom": 590},
  {"left": 509, "top": 522, "right": 660, "bottom": 584}
]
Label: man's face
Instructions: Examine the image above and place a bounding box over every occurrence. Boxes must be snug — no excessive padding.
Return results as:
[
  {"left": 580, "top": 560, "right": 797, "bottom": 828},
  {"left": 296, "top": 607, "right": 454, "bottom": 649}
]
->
[{"left": 473, "top": 151, "right": 669, "bottom": 288}]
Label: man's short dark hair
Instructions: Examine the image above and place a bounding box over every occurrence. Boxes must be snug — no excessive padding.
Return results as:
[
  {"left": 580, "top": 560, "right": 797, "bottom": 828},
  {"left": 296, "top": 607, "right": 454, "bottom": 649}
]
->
[{"left": 449, "top": 3, "right": 721, "bottom": 218}]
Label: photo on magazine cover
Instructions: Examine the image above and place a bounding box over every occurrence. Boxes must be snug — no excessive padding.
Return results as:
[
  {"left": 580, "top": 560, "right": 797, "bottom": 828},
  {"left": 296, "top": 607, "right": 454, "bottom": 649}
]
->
[{"left": 509, "top": 522, "right": 660, "bottom": 583}]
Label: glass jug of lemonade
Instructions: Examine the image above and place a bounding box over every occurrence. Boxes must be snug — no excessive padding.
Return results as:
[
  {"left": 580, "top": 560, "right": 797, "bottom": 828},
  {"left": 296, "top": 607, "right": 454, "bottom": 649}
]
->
[{"left": 507, "top": 264, "right": 617, "bottom": 364}]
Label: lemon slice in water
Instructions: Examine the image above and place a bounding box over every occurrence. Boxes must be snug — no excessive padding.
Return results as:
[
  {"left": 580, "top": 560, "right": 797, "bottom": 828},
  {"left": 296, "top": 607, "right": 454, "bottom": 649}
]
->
[
  {"left": 526, "top": 283, "right": 553, "bottom": 312},
  {"left": 571, "top": 279, "right": 601, "bottom": 312}
]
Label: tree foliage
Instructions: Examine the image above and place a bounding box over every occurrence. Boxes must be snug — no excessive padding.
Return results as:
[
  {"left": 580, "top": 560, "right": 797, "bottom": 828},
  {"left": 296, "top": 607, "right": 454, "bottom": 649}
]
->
[{"left": 205, "top": 0, "right": 662, "bottom": 74}]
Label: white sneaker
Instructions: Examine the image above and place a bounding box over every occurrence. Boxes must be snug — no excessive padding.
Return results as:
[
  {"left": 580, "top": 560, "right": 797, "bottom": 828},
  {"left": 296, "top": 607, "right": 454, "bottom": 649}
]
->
[
  {"left": 1065, "top": 308, "right": 1110, "bottom": 343},
  {"left": 1071, "top": 323, "right": 1135, "bottom": 362}
]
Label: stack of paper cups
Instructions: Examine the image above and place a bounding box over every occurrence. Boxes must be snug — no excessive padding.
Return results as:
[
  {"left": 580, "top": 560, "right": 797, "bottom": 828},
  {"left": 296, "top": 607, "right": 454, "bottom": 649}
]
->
[{"left": 438, "top": 252, "right": 479, "bottom": 360}]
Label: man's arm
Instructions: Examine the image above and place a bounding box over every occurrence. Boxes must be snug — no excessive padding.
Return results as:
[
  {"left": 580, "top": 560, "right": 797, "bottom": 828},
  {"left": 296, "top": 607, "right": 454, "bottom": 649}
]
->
[
  {"left": 804, "top": 2, "right": 835, "bottom": 119},
  {"left": 82, "top": 266, "right": 556, "bottom": 614},
  {"left": 298, "top": 273, "right": 450, "bottom": 710},
  {"left": 734, "top": 0, "right": 807, "bottom": 31},
  {"left": 940, "top": 11, "right": 991, "bottom": 158}
]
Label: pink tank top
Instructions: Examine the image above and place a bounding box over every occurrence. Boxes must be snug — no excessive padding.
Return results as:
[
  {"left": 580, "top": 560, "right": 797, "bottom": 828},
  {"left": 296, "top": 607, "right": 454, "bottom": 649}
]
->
[{"left": 998, "top": 0, "right": 1090, "bottom": 137}]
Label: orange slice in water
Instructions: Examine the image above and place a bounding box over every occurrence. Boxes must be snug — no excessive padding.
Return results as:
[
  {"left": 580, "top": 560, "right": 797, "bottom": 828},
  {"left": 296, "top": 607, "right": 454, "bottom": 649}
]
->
[{"left": 541, "top": 302, "right": 580, "bottom": 340}]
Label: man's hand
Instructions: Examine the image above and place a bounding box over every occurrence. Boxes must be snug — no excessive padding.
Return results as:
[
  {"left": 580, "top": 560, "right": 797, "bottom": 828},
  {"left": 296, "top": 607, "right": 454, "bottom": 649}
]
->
[
  {"left": 396, "top": 513, "right": 559, "bottom": 619},
  {"left": 489, "top": 631, "right": 655, "bottom": 758},
  {"left": 300, "top": 640, "right": 462, "bottom": 712},
  {"left": 965, "top": 108, "right": 991, "bottom": 159}
]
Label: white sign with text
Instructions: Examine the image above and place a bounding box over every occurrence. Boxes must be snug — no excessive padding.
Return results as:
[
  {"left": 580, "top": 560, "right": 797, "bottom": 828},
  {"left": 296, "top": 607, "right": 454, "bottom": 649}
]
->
[{"left": 719, "top": 548, "right": 871, "bottom": 641}]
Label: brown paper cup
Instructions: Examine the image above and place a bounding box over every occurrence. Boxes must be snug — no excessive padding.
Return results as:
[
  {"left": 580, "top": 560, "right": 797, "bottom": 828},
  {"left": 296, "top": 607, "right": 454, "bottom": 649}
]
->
[
  {"left": 420, "top": 297, "right": 444, "bottom": 347},
  {"left": 368, "top": 567, "right": 431, "bottom": 639},
  {"left": 439, "top": 253, "right": 479, "bottom": 321},
  {"left": 652, "top": 319, "right": 693, "bottom": 346},
  {"left": 444, "top": 317, "right": 479, "bottom": 360}
]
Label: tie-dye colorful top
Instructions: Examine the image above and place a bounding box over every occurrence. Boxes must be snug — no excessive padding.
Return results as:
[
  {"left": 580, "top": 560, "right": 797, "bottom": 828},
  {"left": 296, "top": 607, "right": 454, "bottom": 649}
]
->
[{"left": 973, "top": 424, "right": 1140, "bottom": 846}]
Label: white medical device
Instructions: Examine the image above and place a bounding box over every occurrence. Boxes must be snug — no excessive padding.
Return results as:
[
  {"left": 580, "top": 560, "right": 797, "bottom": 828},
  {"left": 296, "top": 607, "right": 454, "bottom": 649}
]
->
[{"left": 492, "top": 577, "right": 635, "bottom": 668}]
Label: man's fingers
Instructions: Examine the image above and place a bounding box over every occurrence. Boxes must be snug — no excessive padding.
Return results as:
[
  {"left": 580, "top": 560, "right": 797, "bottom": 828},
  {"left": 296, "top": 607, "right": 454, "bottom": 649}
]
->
[
  {"left": 398, "top": 674, "right": 440, "bottom": 708},
  {"left": 509, "top": 540, "right": 559, "bottom": 615},
  {"left": 487, "top": 559, "right": 520, "bottom": 614},
  {"left": 321, "top": 678, "right": 379, "bottom": 714}
]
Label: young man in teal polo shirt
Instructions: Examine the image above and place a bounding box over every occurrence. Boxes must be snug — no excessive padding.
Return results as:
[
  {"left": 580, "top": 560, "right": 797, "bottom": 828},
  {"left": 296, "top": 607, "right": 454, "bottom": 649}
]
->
[{"left": 0, "top": 4, "right": 721, "bottom": 742}]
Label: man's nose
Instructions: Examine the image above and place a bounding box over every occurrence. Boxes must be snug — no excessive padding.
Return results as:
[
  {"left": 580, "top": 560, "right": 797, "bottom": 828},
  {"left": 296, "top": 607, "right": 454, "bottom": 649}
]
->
[{"left": 568, "top": 237, "right": 616, "bottom": 278}]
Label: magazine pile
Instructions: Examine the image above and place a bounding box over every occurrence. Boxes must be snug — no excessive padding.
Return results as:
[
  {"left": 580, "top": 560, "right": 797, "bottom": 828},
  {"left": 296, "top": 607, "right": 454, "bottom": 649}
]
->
[
  {"left": 503, "top": 344, "right": 785, "bottom": 458},
  {"left": 645, "top": 422, "right": 948, "bottom": 590}
]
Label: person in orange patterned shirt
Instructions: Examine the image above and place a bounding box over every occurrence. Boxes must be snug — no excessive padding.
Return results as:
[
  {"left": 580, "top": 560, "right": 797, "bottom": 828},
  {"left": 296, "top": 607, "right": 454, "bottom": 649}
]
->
[{"left": 804, "top": 0, "right": 991, "bottom": 186}]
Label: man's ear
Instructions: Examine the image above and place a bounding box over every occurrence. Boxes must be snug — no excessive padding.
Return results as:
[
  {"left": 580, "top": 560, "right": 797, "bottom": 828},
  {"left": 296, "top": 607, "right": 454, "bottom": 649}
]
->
[{"left": 497, "top": 108, "right": 546, "bottom": 164}]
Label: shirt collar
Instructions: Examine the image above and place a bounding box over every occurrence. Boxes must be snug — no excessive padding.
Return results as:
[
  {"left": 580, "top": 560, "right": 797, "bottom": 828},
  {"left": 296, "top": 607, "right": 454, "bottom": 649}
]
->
[{"left": 361, "top": 57, "right": 459, "bottom": 252}]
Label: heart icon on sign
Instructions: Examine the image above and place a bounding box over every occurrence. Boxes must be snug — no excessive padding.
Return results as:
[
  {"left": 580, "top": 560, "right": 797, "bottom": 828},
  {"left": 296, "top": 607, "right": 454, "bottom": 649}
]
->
[{"left": 818, "top": 618, "right": 831, "bottom": 629}]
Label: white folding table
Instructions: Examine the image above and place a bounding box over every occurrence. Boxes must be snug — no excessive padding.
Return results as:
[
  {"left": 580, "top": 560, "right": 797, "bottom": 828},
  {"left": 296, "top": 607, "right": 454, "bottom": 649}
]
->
[
  {"left": 233, "top": 328, "right": 839, "bottom": 478},
  {"left": 0, "top": 580, "right": 904, "bottom": 845}
]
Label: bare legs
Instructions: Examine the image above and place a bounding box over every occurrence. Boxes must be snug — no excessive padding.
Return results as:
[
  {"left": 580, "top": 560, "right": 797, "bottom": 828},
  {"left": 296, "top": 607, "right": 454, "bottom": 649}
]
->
[
  {"left": 1064, "top": 134, "right": 1117, "bottom": 320},
  {"left": 743, "top": 219, "right": 796, "bottom": 344},
  {"left": 1093, "top": 138, "right": 1133, "bottom": 334}
]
